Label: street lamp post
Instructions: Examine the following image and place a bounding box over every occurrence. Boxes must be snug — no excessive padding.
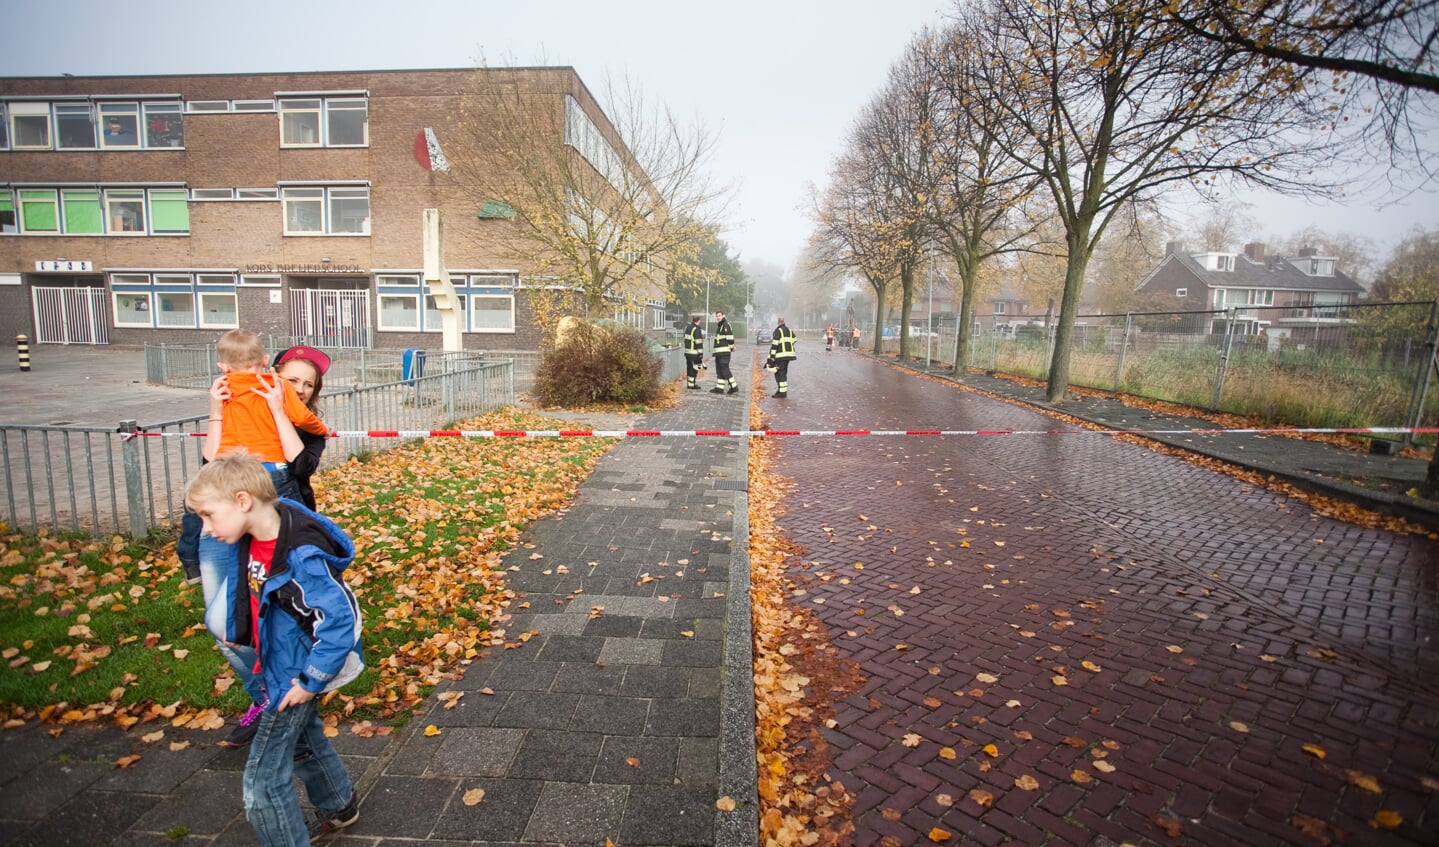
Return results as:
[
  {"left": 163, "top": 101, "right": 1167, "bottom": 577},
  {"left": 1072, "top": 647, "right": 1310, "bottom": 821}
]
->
[{"left": 925, "top": 251, "right": 935, "bottom": 372}]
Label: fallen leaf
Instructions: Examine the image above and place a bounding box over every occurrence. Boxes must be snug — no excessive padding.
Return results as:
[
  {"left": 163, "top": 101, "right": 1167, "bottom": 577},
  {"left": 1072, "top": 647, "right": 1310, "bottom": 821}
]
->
[
  {"left": 1153, "top": 815, "right": 1183, "bottom": 838},
  {"left": 1372, "top": 810, "right": 1402, "bottom": 829},
  {"left": 423, "top": 725, "right": 441, "bottom": 737},
  {"left": 1347, "top": 770, "right": 1382, "bottom": 794},
  {"left": 902, "top": 733, "right": 922, "bottom": 747},
  {"left": 1093, "top": 760, "right": 1116, "bottom": 774},
  {"left": 927, "top": 828, "right": 952, "bottom": 842},
  {"left": 625, "top": 757, "right": 641, "bottom": 767},
  {"left": 938, "top": 747, "right": 957, "bottom": 760},
  {"left": 716, "top": 795, "right": 737, "bottom": 812},
  {"left": 1015, "top": 774, "right": 1039, "bottom": 790},
  {"left": 969, "top": 788, "right": 993, "bottom": 808},
  {"left": 1071, "top": 770, "right": 1094, "bottom": 784},
  {"left": 982, "top": 744, "right": 999, "bottom": 758},
  {"left": 1229, "top": 721, "right": 1249, "bottom": 733},
  {"left": 1302, "top": 744, "right": 1326, "bottom": 760},
  {"left": 881, "top": 808, "right": 902, "bottom": 821},
  {"left": 115, "top": 754, "right": 141, "bottom": 768},
  {"left": 935, "top": 793, "right": 953, "bottom": 807},
  {"left": 462, "top": 788, "right": 486, "bottom": 806}
]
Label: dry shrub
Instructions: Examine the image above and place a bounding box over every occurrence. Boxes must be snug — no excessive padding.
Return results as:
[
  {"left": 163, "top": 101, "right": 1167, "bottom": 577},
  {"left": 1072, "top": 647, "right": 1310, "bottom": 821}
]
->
[{"left": 534, "top": 320, "right": 662, "bottom": 406}]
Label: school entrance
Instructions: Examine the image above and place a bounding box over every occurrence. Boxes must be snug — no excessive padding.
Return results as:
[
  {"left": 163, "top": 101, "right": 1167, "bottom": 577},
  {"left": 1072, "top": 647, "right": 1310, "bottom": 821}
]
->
[
  {"left": 288, "top": 278, "right": 370, "bottom": 348},
  {"left": 31, "top": 281, "right": 110, "bottom": 344}
]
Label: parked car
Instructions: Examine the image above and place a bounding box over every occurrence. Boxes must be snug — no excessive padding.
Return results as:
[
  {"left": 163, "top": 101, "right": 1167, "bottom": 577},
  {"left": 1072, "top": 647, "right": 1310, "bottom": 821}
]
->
[{"left": 757, "top": 327, "right": 771, "bottom": 343}]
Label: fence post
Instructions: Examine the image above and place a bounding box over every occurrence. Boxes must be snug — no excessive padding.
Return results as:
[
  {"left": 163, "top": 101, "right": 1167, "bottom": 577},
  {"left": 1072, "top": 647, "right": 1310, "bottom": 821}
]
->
[
  {"left": 1113, "top": 313, "right": 1132, "bottom": 393},
  {"left": 1210, "top": 309, "right": 1237, "bottom": 411},
  {"left": 1401, "top": 303, "right": 1439, "bottom": 448},
  {"left": 119, "top": 420, "right": 147, "bottom": 537}
]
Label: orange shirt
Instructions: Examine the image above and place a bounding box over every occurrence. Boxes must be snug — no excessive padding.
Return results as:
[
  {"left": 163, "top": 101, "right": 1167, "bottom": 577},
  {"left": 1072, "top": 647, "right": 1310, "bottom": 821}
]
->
[{"left": 217, "top": 372, "right": 328, "bottom": 463}]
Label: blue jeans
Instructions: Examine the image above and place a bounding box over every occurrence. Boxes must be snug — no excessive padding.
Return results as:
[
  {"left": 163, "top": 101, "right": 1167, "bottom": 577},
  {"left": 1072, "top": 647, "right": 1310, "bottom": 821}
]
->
[
  {"left": 191, "top": 465, "right": 302, "bottom": 706},
  {"left": 243, "top": 699, "right": 353, "bottom": 847}
]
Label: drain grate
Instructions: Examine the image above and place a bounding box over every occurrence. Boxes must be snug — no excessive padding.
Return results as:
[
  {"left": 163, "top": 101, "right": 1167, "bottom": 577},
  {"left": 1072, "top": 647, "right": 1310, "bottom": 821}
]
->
[{"left": 713, "top": 479, "right": 748, "bottom": 491}]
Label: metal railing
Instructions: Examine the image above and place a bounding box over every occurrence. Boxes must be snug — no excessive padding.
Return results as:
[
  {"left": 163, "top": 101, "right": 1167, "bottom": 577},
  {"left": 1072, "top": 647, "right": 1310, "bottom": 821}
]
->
[
  {"left": 7, "top": 344, "right": 686, "bottom": 538},
  {"left": 875, "top": 301, "right": 1439, "bottom": 438},
  {"left": 3, "top": 360, "right": 515, "bottom": 537}
]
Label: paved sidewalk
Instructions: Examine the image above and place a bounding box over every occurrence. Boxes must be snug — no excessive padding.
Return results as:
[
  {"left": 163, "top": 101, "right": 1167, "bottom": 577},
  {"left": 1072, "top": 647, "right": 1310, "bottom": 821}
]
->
[
  {"left": 758, "top": 348, "right": 1439, "bottom": 845},
  {"left": 0, "top": 362, "right": 757, "bottom": 847}
]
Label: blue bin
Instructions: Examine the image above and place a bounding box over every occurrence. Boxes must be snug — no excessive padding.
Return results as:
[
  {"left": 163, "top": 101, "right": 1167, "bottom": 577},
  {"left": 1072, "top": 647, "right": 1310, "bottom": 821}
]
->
[{"left": 402, "top": 348, "right": 426, "bottom": 381}]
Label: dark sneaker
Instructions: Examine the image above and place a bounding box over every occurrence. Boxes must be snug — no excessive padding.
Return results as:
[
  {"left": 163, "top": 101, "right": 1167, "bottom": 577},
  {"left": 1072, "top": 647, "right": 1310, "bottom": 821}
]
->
[
  {"left": 309, "top": 791, "right": 359, "bottom": 842},
  {"left": 181, "top": 560, "right": 202, "bottom": 586},
  {"left": 772, "top": 392, "right": 787, "bottom": 398},
  {"left": 727, "top": 387, "right": 738, "bottom": 394},
  {"left": 217, "top": 702, "right": 264, "bottom": 748},
  {"left": 708, "top": 387, "right": 724, "bottom": 394}
]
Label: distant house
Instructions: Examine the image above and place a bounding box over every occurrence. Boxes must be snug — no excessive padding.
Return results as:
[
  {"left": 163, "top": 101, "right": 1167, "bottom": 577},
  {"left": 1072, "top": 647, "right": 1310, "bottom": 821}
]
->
[{"left": 1134, "top": 242, "right": 1365, "bottom": 345}]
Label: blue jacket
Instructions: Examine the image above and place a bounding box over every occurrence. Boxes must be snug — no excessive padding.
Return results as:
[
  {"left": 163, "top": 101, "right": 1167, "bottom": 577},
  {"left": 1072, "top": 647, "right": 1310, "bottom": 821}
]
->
[{"left": 233, "top": 501, "right": 363, "bottom": 704}]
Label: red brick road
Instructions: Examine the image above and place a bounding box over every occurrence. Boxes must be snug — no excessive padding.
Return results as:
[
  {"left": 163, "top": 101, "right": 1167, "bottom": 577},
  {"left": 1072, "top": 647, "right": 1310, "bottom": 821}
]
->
[{"left": 757, "top": 350, "right": 1439, "bottom": 846}]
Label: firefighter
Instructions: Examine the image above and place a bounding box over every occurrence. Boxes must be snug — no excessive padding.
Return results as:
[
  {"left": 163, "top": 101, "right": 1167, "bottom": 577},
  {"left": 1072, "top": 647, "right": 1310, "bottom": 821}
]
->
[
  {"left": 825, "top": 323, "right": 835, "bottom": 351},
  {"left": 683, "top": 315, "right": 704, "bottom": 389},
  {"left": 709, "top": 309, "right": 737, "bottom": 394},
  {"left": 768, "top": 316, "right": 797, "bottom": 398}
]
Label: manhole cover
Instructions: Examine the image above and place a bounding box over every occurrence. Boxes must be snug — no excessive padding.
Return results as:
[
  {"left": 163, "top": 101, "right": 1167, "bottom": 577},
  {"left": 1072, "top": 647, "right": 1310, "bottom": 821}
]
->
[{"left": 713, "top": 479, "right": 747, "bottom": 491}]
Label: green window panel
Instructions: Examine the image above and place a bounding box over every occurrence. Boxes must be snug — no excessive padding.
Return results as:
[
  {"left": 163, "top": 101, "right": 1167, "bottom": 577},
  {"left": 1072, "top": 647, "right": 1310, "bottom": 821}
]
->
[
  {"left": 19, "top": 189, "right": 58, "bottom": 232},
  {"left": 62, "top": 189, "right": 102, "bottom": 234},
  {"left": 149, "top": 190, "right": 189, "bottom": 233}
]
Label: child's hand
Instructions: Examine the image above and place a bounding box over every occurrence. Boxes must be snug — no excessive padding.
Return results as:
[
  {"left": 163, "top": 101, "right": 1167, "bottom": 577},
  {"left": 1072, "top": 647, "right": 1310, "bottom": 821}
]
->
[
  {"left": 208, "top": 376, "right": 232, "bottom": 412},
  {"left": 253, "top": 371, "right": 287, "bottom": 415},
  {"left": 276, "top": 680, "right": 316, "bottom": 711}
]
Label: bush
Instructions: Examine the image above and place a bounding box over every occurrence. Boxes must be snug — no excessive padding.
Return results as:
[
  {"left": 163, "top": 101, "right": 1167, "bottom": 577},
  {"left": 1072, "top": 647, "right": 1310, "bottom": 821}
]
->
[{"left": 535, "top": 320, "right": 662, "bottom": 406}]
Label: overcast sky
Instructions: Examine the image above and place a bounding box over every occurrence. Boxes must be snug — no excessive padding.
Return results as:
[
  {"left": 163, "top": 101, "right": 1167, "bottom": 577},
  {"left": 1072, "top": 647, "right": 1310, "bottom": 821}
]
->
[{"left": 5, "top": 0, "right": 1436, "bottom": 275}]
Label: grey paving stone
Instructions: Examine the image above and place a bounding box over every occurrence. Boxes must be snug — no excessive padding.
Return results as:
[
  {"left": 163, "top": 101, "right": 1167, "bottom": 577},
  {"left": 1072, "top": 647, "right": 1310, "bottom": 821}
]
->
[
  {"left": 550, "top": 661, "right": 626, "bottom": 695},
  {"left": 613, "top": 596, "right": 677, "bottom": 619},
  {"left": 430, "top": 777, "right": 543, "bottom": 842},
  {"left": 620, "top": 665, "right": 691, "bottom": 699},
  {"left": 421, "top": 688, "right": 508, "bottom": 726},
  {"left": 508, "top": 730, "right": 602, "bottom": 782},
  {"left": 583, "top": 614, "right": 644, "bottom": 638},
  {"left": 476, "top": 661, "right": 559, "bottom": 692},
  {"left": 673, "top": 597, "right": 727, "bottom": 619},
  {"left": 6, "top": 788, "right": 160, "bottom": 847},
  {"left": 619, "top": 784, "right": 715, "bottom": 846},
  {"left": 522, "top": 782, "right": 628, "bottom": 844},
  {"left": 646, "top": 698, "right": 721, "bottom": 738},
  {"left": 677, "top": 737, "right": 720, "bottom": 786},
  {"left": 494, "top": 691, "right": 580, "bottom": 730},
  {"left": 593, "top": 735, "right": 680, "bottom": 786},
  {"left": 569, "top": 696, "right": 651, "bottom": 735},
  {"left": 663, "top": 638, "right": 724, "bottom": 668},
  {"left": 533, "top": 634, "right": 605, "bottom": 664},
  {"left": 431, "top": 727, "right": 525, "bottom": 777},
  {"left": 130, "top": 768, "right": 242, "bottom": 835},
  {"left": 688, "top": 666, "right": 723, "bottom": 699},
  {"left": 0, "top": 725, "right": 87, "bottom": 789},
  {"left": 355, "top": 774, "right": 457, "bottom": 839},
  {"left": 528, "top": 612, "right": 588, "bottom": 635},
  {"left": 599, "top": 637, "right": 664, "bottom": 666},
  {"left": 0, "top": 759, "right": 107, "bottom": 821}
]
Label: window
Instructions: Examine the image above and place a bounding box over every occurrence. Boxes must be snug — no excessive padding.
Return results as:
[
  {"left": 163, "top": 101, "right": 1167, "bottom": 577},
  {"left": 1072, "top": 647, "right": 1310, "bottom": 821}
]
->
[
  {"left": 424, "top": 294, "right": 465, "bottom": 332},
  {"left": 148, "top": 189, "right": 190, "bottom": 234},
  {"left": 113, "top": 291, "right": 152, "bottom": 327},
  {"left": 1175, "top": 288, "right": 1187, "bottom": 298},
  {"left": 282, "top": 187, "right": 323, "bottom": 233},
  {"left": 278, "top": 96, "right": 367, "bottom": 147},
  {"left": 61, "top": 189, "right": 103, "bottom": 234},
  {"left": 1247, "top": 289, "right": 1274, "bottom": 306},
  {"left": 995, "top": 302, "right": 1007, "bottom": 315},
  {"left": 283, "top": 186, "right": 369, "bottom": 235},
  {"left": 1217, "top": 255, "right": 1234, "bottom": 272},
  {"left": 0, "top": 102, "right": 7, "bottom": 148},
  {"left": 378, "top": 294, "right": 419, "bottom": 330},
  {"left": 186, "top": 100, "right": 229, "bottom": 113},
  {"left": 105, "top": 189, "right": 146, "bottom": 233},
  {"left": 55, "top": 103, "right": 96, "bottom": 149},
  {"left": 144, "top": 102, "right": 184, "bottom": 147},
  {"left": 0, "top": 192, "right": 15, "bottom": 232},
  {"left": 237, "top": 187, "right": 278, "bottom": 200},
  {"left": 191, "top": 188, "right": 236, "bottom": 200},
  {"left": 10, "top": 102, "right": 51, "bottom": 148},
  {"left": 328, "top": 187, "right": 369, "bottom": 233},
  {"left": 18, "top": 189, "right": 59, "bottom": 233},
  {"left": 99, "top": 103, "right": 140, "bottom": 148},
  {"left": 155, "top": 288, "right": 196, "bottom": 328},
  {"left": 232, "top": 99, "right": 274, "bottom": 112},
  {"left": 199, "top": 291, "right": 238, "bottom": 328},
  {"left": 466, "top": 274, "right": 516, "bottom": 333}
]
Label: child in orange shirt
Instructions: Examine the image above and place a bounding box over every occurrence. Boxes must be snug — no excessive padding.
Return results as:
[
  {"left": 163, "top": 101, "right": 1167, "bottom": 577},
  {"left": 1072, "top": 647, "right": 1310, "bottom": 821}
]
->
[{"left": 206, "top": 330, "right": 328, "bottom": 466}]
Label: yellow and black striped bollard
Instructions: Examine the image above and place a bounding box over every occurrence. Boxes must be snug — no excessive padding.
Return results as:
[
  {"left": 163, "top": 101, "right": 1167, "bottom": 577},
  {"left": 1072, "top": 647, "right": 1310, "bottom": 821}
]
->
[{"left": 17, "top": 334, "right": 30, "bottom": 372}]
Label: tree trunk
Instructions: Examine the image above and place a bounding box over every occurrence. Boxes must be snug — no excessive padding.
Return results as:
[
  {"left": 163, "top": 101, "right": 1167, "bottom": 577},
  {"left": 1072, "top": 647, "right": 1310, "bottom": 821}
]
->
[
  {"left": 953, "top": 260, "right": 979, "bottom": 375},
  {"left": 872, "top": 284, "right": 888, "bottom": 355},
  {"left": 1045, "top": 223, "right": 1094, "bottom": 403},
  {"left": 898, "top": 261, "right": 915, "bottom": 362}
]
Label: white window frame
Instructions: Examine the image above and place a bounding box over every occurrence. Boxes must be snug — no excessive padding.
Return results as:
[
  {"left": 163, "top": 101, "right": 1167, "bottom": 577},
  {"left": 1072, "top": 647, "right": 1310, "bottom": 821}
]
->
[
  {"left": 186, "top": 100, "right": 230, "bottom": 113},
  {"left": 198, "top": 291, "right": 239, "bottom": 328},
  {"left": 278, "top": 96, "right": 367, "bottom": 148},
  {"left": 1247, "top": 289, "right": 1274, "bottom": 306},
  {"left": 104, "top": 189, "right": 147, "bottom": 234},
  {"left": 9, "top": 102, "right": 51, "bottom": 149},
  {"left": 99, "top": 102, "right": 141, "bottom": 149},
  {"left": 54, "top": 102, "right": 97, "bottom": 149},
  {"left": 282, "top": 187, "right": 324, "bottom": 233},
  {"left": 1175, "top": 288, "right": 1187, "bottom": 298},
  {"left": 324, "top": 98, "right": 368, "bottom": 146},
  {"left": 424, "top": 293, "right": 466, "bottom": 333},
  {"left": 282, "top": 185, "right": 369, "bottom": 235},
  {"left": 0, "top": 102, "right": 8, "bottom": 149},
  {"left": 378, "top": 293, "right": 421, "bottom": 331},
  {"left": 142, "top": 102, "right": 184, "bottom": 148},
  {"left": 469, "top": 293, "right": 515, "bottom": 333},
  {"left": 239, "top": 274, "right": 281, "bottom": 287},
  {"left": 154, "top": 286, "right": 197, "bottom": 328},
  {"left": 237, "top": 187, "right": 279, "bottom": 200},
  {"left": 17, "top": 188, "right": 60, "bottom": 233},
  {"left": 232, "top": 99, "right": 274, "bottom": 112},
  {"left": 190, "top": 188, "right": 236, "bottom": 200},
  {"left": 112, "top": 289, "right": 153, "bottom": 327}
]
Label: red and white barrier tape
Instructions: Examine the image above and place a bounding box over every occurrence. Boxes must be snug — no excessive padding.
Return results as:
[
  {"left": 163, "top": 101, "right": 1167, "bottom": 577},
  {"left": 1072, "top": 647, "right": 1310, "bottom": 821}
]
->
[{"left": 126, "top": 426, "right": 1439, "bottom": 439}]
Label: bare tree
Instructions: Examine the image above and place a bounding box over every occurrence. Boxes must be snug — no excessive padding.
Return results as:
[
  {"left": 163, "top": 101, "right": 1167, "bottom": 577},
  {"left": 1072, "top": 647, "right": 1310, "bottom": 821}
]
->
[
  {"left": 447, "top": 69, "right": 728, "bottom": 336},
  {"left": 1192, "top": 201, "right": 1259, "bottom": 252},
  {"left": 962, "top": 0, "right": 1330, "bottom": 401}
]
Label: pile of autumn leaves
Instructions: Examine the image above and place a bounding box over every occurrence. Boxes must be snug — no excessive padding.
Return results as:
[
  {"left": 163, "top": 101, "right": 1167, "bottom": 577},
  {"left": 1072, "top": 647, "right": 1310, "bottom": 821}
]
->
[{"left": 0, "top": 409, "right": 612, "bottom": 733}]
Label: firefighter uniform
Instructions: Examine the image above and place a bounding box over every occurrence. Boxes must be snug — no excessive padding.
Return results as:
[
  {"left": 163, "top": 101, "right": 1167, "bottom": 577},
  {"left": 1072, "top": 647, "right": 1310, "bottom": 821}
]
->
[
  {"left": 683, "top": 316, "right": 704, "bottom": 389},
  {"left": 769, "top": 318, "right": 797, "bottom": 398},
  {"left": 710, "top": 311, "right": 737, "bottom": 394}
]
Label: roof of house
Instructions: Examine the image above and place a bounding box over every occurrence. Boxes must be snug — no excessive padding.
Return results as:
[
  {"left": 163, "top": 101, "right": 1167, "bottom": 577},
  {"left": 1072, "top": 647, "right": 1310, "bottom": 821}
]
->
[{"left": 1146, "top": 252, "right": 1364, "bottom": 295}]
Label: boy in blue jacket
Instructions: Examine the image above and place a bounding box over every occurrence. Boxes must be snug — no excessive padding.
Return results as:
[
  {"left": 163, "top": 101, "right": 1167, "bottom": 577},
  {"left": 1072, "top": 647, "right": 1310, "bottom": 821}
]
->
[{"left": 186, "top": 452, "right": 364, "bottom": 845}]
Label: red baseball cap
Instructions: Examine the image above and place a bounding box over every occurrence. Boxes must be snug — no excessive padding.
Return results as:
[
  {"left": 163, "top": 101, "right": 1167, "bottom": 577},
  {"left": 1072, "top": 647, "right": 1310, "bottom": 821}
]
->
[{"left": 273, "top": 345, "right": 332, "bottom": 375}]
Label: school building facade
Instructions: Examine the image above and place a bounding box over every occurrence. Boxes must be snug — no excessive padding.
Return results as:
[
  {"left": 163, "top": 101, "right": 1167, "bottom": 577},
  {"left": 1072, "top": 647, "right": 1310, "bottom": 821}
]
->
[{"left": 0, "top": 67, "right": 667, "bottom": 350}]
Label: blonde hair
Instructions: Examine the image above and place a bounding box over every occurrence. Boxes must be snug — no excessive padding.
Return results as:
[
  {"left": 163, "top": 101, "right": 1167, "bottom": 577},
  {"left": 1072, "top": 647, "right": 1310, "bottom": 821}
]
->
[
  {"left": 185, "top": 451, "right": 277, "bottom": 509},
  {"left": 217, "top": 330, "right": 266, "bottom": 369}
]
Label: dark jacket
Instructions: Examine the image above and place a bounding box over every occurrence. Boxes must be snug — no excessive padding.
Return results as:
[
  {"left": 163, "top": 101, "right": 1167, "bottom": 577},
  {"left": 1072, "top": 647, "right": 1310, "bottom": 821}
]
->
[
  {"left": 233, "top": 500, "right": 363, "bottom": 703},
  {"left": 289, "top": 429, "right": 328, "bottom": 510},
  {"left": 771, "top": 324, "right": 797, "bottom": 360}
]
